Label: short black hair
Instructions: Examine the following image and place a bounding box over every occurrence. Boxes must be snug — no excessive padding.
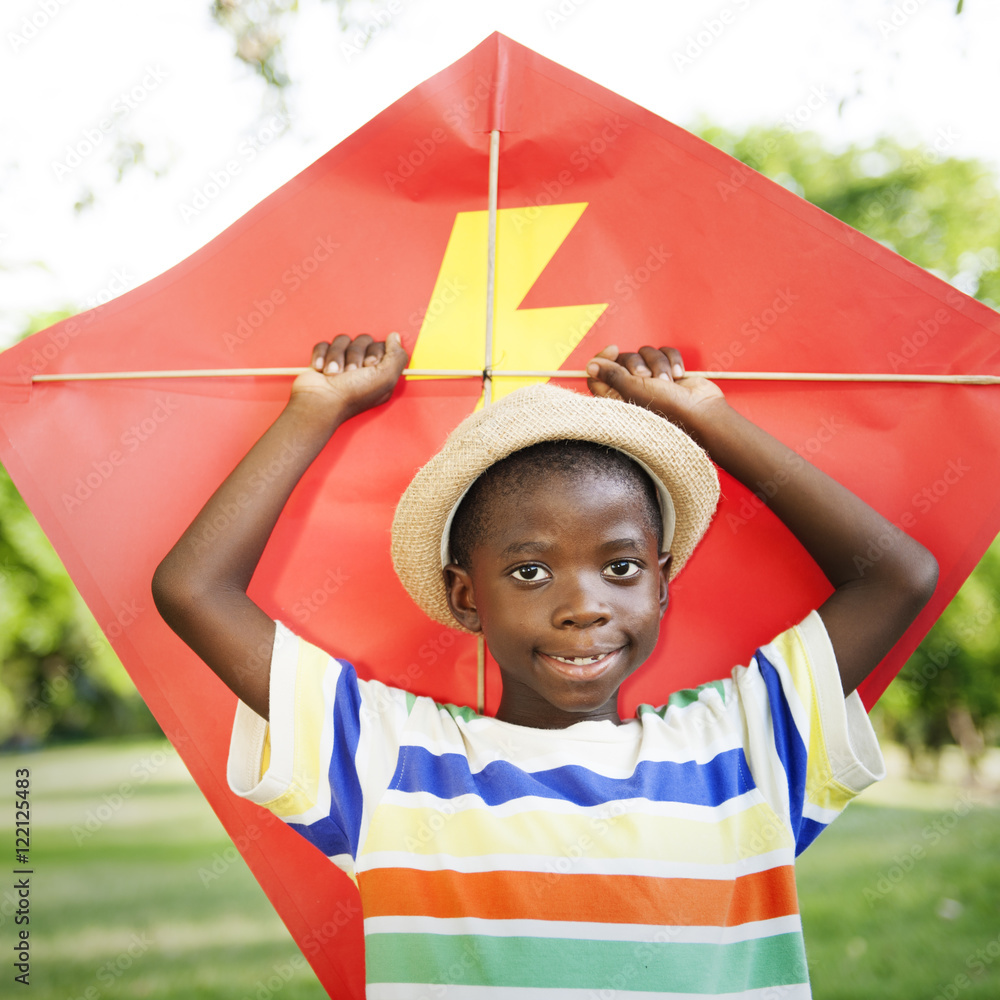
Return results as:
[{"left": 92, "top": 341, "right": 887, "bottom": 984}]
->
[{"left": 448, "top": 439, "right": 663, "bottom": 570}]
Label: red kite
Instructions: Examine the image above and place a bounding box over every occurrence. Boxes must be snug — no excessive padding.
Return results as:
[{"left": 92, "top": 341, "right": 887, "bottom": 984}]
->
[{"left": 2, "top": 32, "right": 998, "bottom": 997}]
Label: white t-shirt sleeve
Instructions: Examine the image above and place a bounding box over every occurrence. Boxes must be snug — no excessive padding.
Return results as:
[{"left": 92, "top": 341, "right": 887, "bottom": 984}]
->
[
  {"left": 733, "top": 609, "right": 886, "bottom": 854},
  {"left": 226, "top": 621, "right": 412, "bottom": 878}
]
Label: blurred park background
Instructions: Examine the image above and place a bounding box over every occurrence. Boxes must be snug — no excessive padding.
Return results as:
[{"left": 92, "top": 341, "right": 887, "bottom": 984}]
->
[{"left": 2, "top": 1, "right": 998, "bottom": 997}]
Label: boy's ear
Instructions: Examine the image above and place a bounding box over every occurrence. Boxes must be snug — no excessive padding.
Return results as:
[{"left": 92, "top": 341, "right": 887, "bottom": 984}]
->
[
  {"left": 657, "top": 552, "right": 672, "bottom": 619},
  {"left": 444, "top": 564, "right": 482, "bottom": 633}
]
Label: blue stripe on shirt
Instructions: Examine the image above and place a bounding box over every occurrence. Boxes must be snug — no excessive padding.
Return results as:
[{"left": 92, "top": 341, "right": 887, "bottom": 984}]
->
[
  {"left": 388, "top": 744, "right": 754, "bottom": 807},
  {"left": 754, "top": 647, "right": 808, "bottom": 852},
  {"left": 292, "top": 659, "right": 365, "bottom": 858},
  {"left": 796, "top": 815, "right": 826, "bottom": 854}
]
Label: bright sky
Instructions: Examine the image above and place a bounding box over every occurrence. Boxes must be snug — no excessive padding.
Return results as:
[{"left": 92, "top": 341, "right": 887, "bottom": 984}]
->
[{"left": 1, "top": 0, "right": 996, "bottom": 347}]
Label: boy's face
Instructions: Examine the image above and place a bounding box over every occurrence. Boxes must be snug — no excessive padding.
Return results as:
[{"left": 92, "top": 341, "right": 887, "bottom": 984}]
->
[{"left": 444, "top": 469, "right": 671, "bottom": 729}]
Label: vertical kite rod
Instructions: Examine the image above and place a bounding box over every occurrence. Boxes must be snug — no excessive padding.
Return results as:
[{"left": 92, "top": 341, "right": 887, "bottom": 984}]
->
[
  {"left": 477, "top": 127, "right": 502, "bottom": 713},
  {"left": 476, "top": 638, "right": 486, "bottom": 720},
  {"left": 483, "top": 128, "right": 500, "bottom": 410}
]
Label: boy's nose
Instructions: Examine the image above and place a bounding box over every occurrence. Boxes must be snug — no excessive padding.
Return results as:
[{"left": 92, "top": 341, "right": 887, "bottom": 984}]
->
[{"left": 551, "top": 577, "right": 610, "bottom": 629}]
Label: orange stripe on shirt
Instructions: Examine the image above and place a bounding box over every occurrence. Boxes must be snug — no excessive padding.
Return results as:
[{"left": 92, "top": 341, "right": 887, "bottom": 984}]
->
[{"left": 358, "top": 866, "right": 799, "bottom": 926}]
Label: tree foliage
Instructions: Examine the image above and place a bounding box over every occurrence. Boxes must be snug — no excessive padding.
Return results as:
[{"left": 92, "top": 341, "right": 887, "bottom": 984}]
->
[
  {"left": 697, "top": 123, "right": 1000, "bottom": 768},
  {"left": 211, "top": 0, "right": 359, "bottom": 94},
  {"left": 876, "top": 536, "right": 1000, "bottom": 774},
  {"left": 697, "top": 124, "right": 1000, "bottom": 308},
  {"left": 0, "top": 315, "right": 159, "bottom": 748}
]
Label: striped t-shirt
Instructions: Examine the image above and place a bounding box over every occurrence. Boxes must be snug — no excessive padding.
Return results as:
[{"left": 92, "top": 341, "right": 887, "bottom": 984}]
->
[{"left": 228, "top": 610, "right": 884, "bottom": 998}]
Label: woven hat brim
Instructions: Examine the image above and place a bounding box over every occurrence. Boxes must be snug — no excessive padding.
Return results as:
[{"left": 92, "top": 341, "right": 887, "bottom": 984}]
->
[{"left": 391, "top": 384, "right": 720, "bottom": 631}]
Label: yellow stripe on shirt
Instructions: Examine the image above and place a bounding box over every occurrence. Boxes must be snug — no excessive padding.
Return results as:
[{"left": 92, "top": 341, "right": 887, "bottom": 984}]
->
[
  {"left": 771, "top": 628, "right": 855, "bottom": 815},
  {"left": 362, "top": 798, "right": 793, "bottom": 866},
  {"left": 257, "top": 640, "right": 333, "bottom": 819}
]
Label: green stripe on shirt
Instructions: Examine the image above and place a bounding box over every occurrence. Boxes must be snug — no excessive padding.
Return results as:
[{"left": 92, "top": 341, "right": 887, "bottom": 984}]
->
[{"left": 366, "top": 931, "right": 808, "bottom": 992}]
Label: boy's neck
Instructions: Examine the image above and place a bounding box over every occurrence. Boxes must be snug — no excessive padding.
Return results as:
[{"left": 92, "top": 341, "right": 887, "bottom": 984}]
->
[{"left": 495, "top": 687, "right": 624, "bottom": 729}]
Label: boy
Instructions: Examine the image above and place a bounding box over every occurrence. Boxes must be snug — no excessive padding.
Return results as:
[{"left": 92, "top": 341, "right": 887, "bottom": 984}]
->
[{"left": 153, "top": 333, "right": 938, "bottom": 997}]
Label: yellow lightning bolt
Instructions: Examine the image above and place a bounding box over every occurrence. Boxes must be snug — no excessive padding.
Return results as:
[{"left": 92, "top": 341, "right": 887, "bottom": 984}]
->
[{"left": 409, "top": 203, "right": 608, "bottom": 403}]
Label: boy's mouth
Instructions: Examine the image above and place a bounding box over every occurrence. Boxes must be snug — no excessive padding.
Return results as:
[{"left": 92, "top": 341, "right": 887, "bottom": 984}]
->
[{"left": 538, "top": 648, "right": 623, "bottom": 677}]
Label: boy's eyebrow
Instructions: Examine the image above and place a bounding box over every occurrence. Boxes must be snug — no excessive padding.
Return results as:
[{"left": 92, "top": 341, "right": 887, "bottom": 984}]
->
[
  {"left": 601, "top": 537, "right": 647, "bottom": 553},
  {"left": 499, "top": 539, "right": 553, "bottom": 558},
  {"left": 498, "top": 537, "right": 648, "bottom": 559}
]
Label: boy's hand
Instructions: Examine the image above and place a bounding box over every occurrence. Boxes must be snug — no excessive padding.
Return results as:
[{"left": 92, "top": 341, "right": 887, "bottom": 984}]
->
[
  {"left": 586, "top": 345, "right": 725, "bottom": 440},
  {"left": 291, "top": 332, "right": 409, "bottom": 422},
  {"left": 586, "top": 347, "right": 938, "bottom": 697}
]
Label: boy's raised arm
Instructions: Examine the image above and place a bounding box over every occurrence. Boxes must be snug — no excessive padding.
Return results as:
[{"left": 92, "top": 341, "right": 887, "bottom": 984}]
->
[
  {"left": 152, "top": 333, "right": 408, "bottom": 720},
  {"left": 586, "top": 344, "right": 939, "bottom": 696}
]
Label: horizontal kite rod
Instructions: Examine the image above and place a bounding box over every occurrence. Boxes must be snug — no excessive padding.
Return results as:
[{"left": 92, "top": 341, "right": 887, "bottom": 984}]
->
[
  {"left": 493, "top": 370, "right": 1000, "bottom": 384},
  {"left": 30, "top": 367, "right": 1000, "bottom": 384},
  {"left": 32, "top": 367, "right": 484, "bottom": 381}
]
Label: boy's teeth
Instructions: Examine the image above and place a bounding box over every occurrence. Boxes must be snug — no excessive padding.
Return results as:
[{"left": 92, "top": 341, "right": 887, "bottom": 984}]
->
[{"left": 550, "top": 653, "right": 604, "bottom": 664}]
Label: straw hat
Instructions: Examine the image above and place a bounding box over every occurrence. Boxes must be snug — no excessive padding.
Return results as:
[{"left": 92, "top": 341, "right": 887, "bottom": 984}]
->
[{"left": 391, "top": 383, "right": 720, "bottom": 629}]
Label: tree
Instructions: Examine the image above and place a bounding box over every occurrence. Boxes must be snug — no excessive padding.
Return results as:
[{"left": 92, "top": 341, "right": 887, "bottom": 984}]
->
[
  {"left": 876, "top": 537, "right": 1000, "bottom": 777},
  {"left": 696, "top": 123, "right": 1000, "bottom": 307},
  {"left": 0, "top": 314, "right": 159, "bottom": 748},
  {"left": 697, "top": 123, "right": 1000, "bottom": 772},
  {"left": 211, "top": 0, "right": 372, "bottom": 94}
]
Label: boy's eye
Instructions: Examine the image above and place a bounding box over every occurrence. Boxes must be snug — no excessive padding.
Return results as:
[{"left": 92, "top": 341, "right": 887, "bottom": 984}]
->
[
  {"left": 603, "top": 559, "right": 640, "bottom": 579},
  {"left": 510, "top": 564, "right": 551, "bottom": 582}
]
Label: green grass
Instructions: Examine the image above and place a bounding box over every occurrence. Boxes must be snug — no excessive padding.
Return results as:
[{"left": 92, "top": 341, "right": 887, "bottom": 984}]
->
[
  {"left": 3, "top": 739, "right": 322, "bottom": 999},
  {"left": 3, "top": 739, "right": 999, "bottom": 998},
  {"left": 798, "top": 796, "right": 1000, "bottom": 998}
]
